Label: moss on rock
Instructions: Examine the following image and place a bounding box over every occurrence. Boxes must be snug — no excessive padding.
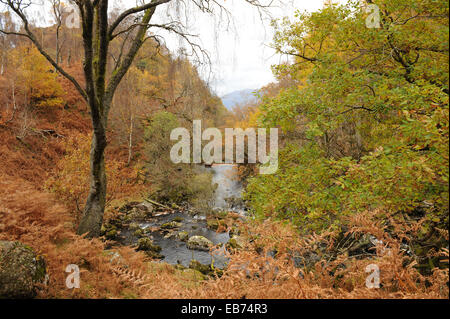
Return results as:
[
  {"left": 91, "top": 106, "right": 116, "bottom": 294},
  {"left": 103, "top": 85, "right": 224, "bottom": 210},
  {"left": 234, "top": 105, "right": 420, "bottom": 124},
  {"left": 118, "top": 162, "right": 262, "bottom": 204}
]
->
[
  {"left": 186, "top": 236, "right": 213, "bottom": 251},
  {"left": 178, "top": 231, "right": 189, "bottom": 242},
  {"left": 0, "top": 241, "right": 47, "bottom": 298}
]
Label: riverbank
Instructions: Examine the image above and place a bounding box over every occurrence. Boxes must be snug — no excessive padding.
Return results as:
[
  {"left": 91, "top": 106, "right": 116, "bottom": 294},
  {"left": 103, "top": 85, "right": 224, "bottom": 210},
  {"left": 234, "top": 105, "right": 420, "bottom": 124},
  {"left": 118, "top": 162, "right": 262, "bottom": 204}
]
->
[{"left": 100, "top": 164, "right": 246, "bottom": 275}]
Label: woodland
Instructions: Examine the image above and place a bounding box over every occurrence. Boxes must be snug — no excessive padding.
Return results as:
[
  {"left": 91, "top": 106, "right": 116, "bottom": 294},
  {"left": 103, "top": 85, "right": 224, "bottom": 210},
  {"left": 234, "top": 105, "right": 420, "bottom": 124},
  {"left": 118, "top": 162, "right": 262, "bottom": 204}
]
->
[{"left": 0, "top": 0, "right": 448, "bottom": 299}]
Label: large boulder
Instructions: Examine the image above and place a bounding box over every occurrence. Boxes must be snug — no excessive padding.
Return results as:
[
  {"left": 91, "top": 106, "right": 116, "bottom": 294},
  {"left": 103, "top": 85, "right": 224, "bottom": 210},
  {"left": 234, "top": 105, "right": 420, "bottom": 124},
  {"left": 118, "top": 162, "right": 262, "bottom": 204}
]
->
[
  {"left": 0, "top": 241, "right": 47, "bottom": 298},
  {"left": 186, "top": 236, "right": 213, "bottom": 251}
]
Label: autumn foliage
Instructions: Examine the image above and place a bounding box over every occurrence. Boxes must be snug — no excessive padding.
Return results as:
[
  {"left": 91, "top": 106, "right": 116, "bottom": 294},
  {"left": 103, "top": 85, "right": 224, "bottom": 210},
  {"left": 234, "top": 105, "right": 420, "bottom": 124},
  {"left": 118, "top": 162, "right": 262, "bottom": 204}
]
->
[{"left": 0, "top": 0, "right": 448, "bottom": 299}]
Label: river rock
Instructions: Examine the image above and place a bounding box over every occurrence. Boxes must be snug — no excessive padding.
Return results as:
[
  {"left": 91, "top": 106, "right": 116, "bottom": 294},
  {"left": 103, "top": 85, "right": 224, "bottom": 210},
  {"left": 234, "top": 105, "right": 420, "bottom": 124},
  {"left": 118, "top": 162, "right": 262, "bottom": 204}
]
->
[
  {"left": 101, "top": 223, "right": 119, "bottom": 240},
  {"left": 135, "top": 202, "right": 154, "bottom": 215},
  {"left": 0, "top": 241, "right": 47, "bottom": 298},
  {"left": 128, "top": 222, "right": 141, "bottom": 232},
  {"left": 127, "top": 207, "right": 147, "bottom": 221},
  {"left": 136, "top": 238, "right": 162, "bottom": 253},
  {"left": 187, "top": 236, "right": 213, "bottom": 251},
  {"left": 164, "top": 231, "right": 177, "bottom": 239},
  {"left": 119, "top": 201, "right": 140, "bottom": 213},
  {"left": 161, "top": 221, "right": 182, "bottom": 230},
  {"left": 178, "top": 231, "right": 189, "bottom": 242},
  {"left": 133, "top": 228, "right": 145, "bottom": 238},
  {"left": 207, "top": 219, "right": 227, "bottom": 231}
]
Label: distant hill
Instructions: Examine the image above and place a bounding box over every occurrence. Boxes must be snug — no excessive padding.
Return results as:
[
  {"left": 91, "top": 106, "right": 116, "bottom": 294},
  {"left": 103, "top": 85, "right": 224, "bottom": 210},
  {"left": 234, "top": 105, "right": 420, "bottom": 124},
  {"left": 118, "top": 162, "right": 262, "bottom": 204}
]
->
[{"left": 221, "top": 89, "right": 258, "bottom": 110}]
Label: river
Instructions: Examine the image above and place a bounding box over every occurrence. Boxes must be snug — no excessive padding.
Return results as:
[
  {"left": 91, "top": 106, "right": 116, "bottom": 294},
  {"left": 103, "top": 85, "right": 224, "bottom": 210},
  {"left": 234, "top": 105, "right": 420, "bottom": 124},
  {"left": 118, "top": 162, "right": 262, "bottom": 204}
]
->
[{"left": 125, "top": 164, "right": 245, "bottom": 268}]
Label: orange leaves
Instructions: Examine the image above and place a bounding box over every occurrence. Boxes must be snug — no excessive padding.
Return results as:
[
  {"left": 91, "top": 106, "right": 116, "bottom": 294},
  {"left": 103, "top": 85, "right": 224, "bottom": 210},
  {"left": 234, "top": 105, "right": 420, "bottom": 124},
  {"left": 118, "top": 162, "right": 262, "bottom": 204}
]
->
[
  {"left": 45, "top": 132, "right": 147, "bottom": 221},
  {"left": 1, "top": 172, "right": 447, "bottom": 298}
]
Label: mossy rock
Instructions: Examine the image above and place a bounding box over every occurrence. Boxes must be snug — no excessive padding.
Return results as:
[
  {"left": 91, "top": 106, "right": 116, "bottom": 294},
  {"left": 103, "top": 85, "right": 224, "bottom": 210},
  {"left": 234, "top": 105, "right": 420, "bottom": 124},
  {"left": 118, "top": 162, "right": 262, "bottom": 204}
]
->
[
  {"left": 133, "top": 229, "right": 145, "bottom": 238},
  {"left": 127, "top": 207, "right": 147, "bottom": 221},
  {"left": 207, "top": 219, "right": 227, "bottom": 231},
  {"left": 145, "top": 250, "right": 164, "bottom": 259},
  {"left": 121, "top": 214, "right": 132, "bottom": 223},
  {"left": 128, "top": 222, "right": 141, "bottom": 232},
  {"left": 108, "top": 218, "right": 124, "bottom": 228},
  {"left": 178, "top": 231, "right": 189, "bottom": 242},
  {"left": 136, "top": 238, "right": 162, "bottom": 253},
  {"left": 189, "top": 260, "right": 213, "bottom": 276},
  {"left": 100, "top": 223, "right": 118, "bottom": 239},
  {"left": 186, "top": 236, "right": 213, "bottom": 251},
  {"left": 105, "top": 229, "right": 118, "bottom": 240},
  {"left": 161, "top": 221, "right": 182, "bottom": 230},
  {"left": 172, "top": 217, "right": 184, "bottom": 223},
  {"left": 0, "top": 241, "right": 47, "bottom": 298}
]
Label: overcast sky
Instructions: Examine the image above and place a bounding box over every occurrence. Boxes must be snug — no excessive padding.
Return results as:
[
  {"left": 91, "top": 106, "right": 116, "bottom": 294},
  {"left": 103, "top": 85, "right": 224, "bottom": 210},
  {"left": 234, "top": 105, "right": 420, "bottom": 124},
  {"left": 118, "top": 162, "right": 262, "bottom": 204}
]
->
[{"left": 150, "top": 0, "right": 326, "bottom": 96}]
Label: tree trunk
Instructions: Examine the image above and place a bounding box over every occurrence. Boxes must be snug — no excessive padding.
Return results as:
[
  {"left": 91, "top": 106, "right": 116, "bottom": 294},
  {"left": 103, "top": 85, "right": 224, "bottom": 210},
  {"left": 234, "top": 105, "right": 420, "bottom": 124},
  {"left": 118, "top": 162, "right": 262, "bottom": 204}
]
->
[
  {"left": 127, "top": 113, "right": 133, "bottom": 165},
  {"left": 77, "top": 129, "right": 107, "bottom": 237}
]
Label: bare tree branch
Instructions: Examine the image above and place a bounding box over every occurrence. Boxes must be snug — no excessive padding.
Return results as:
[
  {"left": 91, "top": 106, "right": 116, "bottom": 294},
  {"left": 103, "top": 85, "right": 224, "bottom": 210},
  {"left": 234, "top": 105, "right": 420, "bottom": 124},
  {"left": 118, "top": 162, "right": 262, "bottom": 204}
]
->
[{"left": 108, "top": 0, "right": 172, "bottom": 39}]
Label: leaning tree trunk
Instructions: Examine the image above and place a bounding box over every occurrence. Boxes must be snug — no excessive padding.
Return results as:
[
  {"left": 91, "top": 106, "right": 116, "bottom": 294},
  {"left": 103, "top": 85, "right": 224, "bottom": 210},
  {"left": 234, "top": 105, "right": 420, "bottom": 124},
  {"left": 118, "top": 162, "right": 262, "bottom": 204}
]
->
[{"left": 77, "top": 128, "right": 107, "bottom": 237}]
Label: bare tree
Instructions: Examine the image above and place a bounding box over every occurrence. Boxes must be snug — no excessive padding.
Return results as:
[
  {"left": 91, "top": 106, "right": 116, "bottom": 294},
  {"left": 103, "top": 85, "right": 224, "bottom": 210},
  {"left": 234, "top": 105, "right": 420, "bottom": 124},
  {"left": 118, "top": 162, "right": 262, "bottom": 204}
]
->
[
  {"left": 51, "top": 0, "right": 63, "bottom": 65},
  {"left": 0, "top": 0, "right": 275, "bottom": 237}
]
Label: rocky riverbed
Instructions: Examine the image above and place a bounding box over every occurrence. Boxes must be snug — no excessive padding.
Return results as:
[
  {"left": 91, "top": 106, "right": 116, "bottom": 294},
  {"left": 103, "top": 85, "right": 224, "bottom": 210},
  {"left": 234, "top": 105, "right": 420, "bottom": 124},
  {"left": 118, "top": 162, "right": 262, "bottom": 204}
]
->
[{"left": 102, "top": 164, "right": 246, "bottom": 274}]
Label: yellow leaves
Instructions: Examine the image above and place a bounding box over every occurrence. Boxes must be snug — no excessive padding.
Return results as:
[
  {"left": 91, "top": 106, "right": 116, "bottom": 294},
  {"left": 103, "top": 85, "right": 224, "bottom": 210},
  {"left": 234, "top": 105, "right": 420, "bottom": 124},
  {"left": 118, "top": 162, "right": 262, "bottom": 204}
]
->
[{"left": 10, "top": 45, "right": 64, "bottom": 108}]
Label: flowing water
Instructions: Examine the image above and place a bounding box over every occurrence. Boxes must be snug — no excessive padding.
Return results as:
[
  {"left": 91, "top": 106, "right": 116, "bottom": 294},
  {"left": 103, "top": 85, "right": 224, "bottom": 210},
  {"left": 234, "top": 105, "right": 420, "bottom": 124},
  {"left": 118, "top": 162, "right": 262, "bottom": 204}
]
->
[
  {"left": 209, "top": 164, "right": 246, "bottom": 214},
  {"left": 128, "top": 164, "right": 245, "bottom": 267},
  {"left": 139, "top": 212, "right": 230, "bottom": 267}
]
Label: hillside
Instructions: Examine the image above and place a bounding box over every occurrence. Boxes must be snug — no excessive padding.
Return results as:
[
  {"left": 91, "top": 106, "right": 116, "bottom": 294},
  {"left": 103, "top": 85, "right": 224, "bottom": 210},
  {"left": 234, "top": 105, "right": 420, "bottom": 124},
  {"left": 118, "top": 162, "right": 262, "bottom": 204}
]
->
[{"left": 221, "top": 89, "right": 258, "bottom": 109}]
